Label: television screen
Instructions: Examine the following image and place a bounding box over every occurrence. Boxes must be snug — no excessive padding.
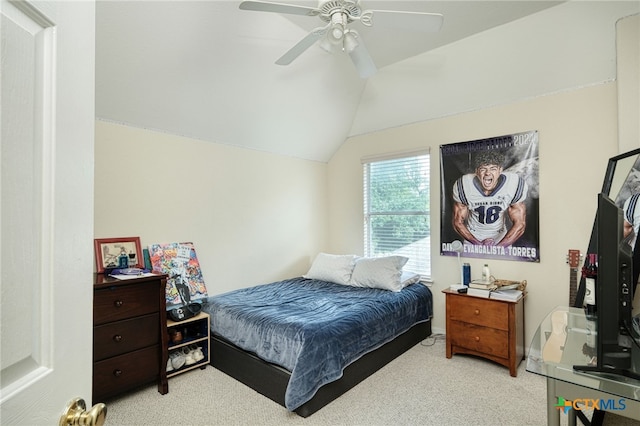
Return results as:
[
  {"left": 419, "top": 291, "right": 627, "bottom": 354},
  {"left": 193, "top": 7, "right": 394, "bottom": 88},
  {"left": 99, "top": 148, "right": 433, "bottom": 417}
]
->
[
  {"left": 574, "top": 193, "right": 638, "bottom": 379},
  {"left": 597, "top": 193, "right": 634, "bottom": 368}
]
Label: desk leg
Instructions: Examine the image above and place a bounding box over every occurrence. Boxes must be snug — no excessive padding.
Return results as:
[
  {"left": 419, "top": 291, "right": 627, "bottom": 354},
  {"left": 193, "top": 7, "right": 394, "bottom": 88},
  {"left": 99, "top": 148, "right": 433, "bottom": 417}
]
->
[
  {"left": 547, "top": 378, "right": 560, "bottom": 426},
  {"left": 568, "top": 410, "right": 577, "bottom": 426}
]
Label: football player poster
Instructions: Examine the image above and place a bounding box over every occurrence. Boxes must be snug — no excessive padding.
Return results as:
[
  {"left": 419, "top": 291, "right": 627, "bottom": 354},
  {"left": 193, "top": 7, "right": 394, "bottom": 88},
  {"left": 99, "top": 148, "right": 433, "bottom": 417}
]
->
[{"left": 440, "top": 131, "right": 540, "bottom": 262}]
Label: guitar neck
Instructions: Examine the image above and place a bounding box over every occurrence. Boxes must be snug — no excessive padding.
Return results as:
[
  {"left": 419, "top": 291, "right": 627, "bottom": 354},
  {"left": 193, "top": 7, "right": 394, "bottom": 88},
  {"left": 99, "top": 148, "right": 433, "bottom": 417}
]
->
[
  {"left": 569, "top": 267, "right": 578, "bottom": 307},
  {"left": 568, "top": 249, "right": 581, "bottom": 307}
]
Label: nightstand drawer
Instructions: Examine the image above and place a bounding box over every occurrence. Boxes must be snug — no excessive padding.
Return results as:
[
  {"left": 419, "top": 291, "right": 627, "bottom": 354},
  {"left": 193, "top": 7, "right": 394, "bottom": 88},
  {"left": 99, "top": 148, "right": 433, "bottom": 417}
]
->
[
  {"left": 94, "top": 313, "right": 160, "bottom": 361},
  {"left": 449, "top": 321, "right": 509, "bottom": 358},
  {"left": 94, "top": 282, "right": 160, "bottom": 325},
  {"left": 448, "top": 295, "right": 509, "bottom": 330},
  {"left": 93, "top": 345, "right": 160, "bottom": 401}
]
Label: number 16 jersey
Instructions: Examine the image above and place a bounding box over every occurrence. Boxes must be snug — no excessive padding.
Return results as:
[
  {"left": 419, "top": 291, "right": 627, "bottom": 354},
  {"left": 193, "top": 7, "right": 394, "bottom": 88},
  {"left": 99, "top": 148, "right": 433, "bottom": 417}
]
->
[{"left": 452, "top": 172, "right": 528, "bottom": 243}]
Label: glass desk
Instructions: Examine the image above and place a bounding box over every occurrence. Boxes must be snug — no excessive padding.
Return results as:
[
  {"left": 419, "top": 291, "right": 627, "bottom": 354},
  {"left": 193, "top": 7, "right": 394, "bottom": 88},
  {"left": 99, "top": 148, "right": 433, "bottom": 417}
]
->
[{"left": 527, "top": 307, "right": 640, "bottom": 426}]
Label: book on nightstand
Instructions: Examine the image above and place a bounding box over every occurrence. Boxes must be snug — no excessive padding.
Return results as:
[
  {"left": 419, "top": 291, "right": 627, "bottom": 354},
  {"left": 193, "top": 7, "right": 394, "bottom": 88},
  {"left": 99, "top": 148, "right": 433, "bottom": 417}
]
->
[
  {"left": 467, "top": 287, "right": 492, "bottom": 298},
  {"left": 489, "top": 289, "right": 523, "bottom": 302},
  {"left": 469, "top": 280, "right": 497, "bottom": 290}
]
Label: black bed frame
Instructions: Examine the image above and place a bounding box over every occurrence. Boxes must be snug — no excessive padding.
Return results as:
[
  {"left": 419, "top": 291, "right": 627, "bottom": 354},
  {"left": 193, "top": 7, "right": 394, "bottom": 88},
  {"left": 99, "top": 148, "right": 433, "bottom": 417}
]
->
[{"left": 210, "top": 319, "right": 432, "bottom": 417}]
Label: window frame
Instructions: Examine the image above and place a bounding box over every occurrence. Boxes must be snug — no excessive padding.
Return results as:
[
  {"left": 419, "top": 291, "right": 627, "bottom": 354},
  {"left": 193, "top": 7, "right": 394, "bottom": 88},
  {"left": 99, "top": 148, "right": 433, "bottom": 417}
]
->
[{"left": 362, "top": 149, "right": 431, "bottom": 278}]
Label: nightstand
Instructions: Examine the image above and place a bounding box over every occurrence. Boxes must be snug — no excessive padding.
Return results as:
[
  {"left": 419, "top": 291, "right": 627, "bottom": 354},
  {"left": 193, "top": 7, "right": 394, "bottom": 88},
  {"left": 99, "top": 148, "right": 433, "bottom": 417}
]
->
[
  {"left": 442, "top": 288, "right": 525, "bottom": 376},
  {"left": 93, "top": 273, "right": 169, "bottom": 401}
]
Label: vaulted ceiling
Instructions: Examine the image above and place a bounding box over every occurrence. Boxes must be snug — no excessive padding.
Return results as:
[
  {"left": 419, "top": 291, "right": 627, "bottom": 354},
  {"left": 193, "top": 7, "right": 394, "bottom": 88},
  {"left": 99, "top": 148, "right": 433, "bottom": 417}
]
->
[{"left": 95, "top": 1, "right": 566, "bottom": 162}]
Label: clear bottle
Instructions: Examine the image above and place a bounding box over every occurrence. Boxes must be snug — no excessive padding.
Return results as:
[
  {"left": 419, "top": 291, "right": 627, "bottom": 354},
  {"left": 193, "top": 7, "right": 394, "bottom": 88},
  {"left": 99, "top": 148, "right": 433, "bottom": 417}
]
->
[{"left": 482, "top": 264, "right": 490, "bottom": 283}]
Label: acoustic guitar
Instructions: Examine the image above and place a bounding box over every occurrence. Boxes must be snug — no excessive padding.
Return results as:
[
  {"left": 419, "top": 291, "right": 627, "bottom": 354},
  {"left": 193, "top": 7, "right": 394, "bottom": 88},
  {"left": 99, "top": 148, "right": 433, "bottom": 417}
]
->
[{"left": 540, "top": 250, "right": 582, "bottom": 363}]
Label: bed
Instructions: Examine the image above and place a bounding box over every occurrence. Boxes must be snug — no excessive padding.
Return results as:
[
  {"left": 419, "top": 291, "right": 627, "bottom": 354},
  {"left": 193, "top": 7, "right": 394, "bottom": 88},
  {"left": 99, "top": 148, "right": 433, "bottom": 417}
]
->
[{"left": 202, "top": 257, "right": 433, "bottom": 417}]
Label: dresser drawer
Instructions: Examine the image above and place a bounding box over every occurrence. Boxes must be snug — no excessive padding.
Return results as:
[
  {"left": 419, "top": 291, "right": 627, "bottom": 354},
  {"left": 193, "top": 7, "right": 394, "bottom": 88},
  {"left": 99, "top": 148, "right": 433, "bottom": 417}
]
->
[
  {"left": 94, "top": 282, "right": 160, "bottom": 325},
  {"left": 93, "top": 345, "right": 160, "bottom": 401},
  {"left": 449, "top": 321, "right": 509, "bottom": 358},
  {"left": 448, "top": 295, "right": 509, "bottom": 330},
  {"left": 93, "top": 313, "right": 160, "bottom": 361}
]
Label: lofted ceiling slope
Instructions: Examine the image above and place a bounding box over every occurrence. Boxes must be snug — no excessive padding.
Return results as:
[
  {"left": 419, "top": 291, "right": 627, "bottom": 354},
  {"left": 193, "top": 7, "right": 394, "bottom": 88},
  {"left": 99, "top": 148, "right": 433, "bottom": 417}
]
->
[{"left": 95, "top": 1, "right": 565, "bottom": 162}]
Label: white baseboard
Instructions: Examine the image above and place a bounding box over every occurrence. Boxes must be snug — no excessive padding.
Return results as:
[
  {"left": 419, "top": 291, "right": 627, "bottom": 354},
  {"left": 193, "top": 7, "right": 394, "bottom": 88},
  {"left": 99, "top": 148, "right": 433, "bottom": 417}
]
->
[{"left": 431, "top": 326, "right": 445, "bottom": 335}]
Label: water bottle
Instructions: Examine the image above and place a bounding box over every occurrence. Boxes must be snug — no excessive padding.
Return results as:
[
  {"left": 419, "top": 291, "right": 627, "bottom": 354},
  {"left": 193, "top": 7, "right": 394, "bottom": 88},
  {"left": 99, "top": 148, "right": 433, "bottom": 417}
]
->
[{"left": 463, "top": 263, "right": 471, "bottom": 286}]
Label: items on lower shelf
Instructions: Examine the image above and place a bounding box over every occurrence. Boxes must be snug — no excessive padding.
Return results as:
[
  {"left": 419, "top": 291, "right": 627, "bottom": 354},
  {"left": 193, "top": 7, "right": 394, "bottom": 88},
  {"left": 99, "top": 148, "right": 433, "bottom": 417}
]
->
[
  {"left": 166, "top": 312, "right": 210, "bottom": 378},
  {"left": 167, "top": 344, "right": 207, "bottom": 373}
]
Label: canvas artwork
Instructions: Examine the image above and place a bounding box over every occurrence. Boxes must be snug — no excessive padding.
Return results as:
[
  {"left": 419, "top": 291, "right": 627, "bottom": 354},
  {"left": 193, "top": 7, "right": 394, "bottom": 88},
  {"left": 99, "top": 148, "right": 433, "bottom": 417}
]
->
[{"left": 148, "top": 242, "right": 208, "bottom": 307}]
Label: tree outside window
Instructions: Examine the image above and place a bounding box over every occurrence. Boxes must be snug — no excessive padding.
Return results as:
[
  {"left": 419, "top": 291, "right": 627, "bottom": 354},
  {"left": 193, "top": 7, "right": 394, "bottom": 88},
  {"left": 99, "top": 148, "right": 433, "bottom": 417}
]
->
[{"left": 364, "top": 153, "right": 430, "bottom": 277}]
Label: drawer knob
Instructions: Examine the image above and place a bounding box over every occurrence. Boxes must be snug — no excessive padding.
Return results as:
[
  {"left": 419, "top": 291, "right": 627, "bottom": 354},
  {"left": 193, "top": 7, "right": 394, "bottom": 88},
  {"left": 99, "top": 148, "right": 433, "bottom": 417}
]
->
[
  {"left": 113, "top": 369, "right": 122, "bottom": 377},
  {"left": 474, "top": 309, "right": 480, "bottom": 315},
  {"left": 114, "top": 300, "right": 123, "bottom": 308},
  {"left": 113, "top": 334, "right": 123, "bottom": 343},
  {"left": 474, "top": 336, "right": 480, "bottom": 342}
]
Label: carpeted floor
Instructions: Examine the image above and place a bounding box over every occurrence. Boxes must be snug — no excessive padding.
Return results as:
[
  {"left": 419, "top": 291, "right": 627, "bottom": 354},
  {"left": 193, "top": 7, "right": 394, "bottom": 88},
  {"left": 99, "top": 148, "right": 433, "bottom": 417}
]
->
[{"left": 103, "top": 336, "right": 639, "bottom": 425}]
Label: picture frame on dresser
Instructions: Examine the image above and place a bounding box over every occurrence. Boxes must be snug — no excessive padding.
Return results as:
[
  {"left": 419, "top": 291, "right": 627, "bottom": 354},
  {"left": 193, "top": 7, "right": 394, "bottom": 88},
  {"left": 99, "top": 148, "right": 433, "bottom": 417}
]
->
[{"left": 94, "top": 236, "right": 143, "bottom": 273}]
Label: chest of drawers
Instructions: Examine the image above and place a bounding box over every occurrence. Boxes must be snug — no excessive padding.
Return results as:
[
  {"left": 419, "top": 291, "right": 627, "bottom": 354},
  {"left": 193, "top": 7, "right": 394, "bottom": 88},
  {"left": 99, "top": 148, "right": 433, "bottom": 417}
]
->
[
  {"left": 443, "top": 288, "right": 525, "bottom": 376},
  {"left": 93, "top": 273, "right": 168, "bottom": 401}
]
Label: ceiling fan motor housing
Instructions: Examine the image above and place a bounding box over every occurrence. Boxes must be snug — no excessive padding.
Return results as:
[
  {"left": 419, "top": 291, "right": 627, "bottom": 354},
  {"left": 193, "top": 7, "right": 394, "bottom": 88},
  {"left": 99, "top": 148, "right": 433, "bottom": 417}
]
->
[{"left": 319, "top": 0, "right": 362, "bottom": 23}]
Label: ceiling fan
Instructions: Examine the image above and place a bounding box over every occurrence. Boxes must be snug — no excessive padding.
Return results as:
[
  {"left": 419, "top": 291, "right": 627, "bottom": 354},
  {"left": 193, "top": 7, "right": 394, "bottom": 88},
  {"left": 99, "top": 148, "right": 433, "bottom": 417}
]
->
[{"left": 239, "top": 0, "right": 444, "bottom": 78}]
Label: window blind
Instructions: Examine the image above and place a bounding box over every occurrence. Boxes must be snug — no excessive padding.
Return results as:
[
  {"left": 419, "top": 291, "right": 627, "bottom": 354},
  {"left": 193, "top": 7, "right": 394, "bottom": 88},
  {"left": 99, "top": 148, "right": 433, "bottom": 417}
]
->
[{"left": 363, "top": 151, "right": 431, "bottom": 277}]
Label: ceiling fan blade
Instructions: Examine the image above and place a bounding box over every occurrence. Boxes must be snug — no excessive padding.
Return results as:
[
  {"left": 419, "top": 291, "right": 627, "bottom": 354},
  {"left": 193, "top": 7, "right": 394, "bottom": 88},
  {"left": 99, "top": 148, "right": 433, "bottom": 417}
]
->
[
  {"left": 348, "top": 36, "right": 377, "bottom": 79},
  {"left": 275, "top": 26, "right": 329, "bottom": 65},
  {"left": 239, "top": 1, "right": 320, "bottom": 17},
  {"left": 367, "top": 10, "right": 444, "bottom": 32}
]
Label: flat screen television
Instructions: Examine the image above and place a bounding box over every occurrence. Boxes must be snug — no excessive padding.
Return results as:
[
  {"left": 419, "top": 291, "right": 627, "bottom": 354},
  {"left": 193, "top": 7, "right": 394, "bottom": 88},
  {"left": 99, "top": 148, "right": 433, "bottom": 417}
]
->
[
  {"left": 574, "top": 193, "right": 639, "bottom": 379},
  {"left": 574, "top": 148, "right": 640, "bottom": 308}
]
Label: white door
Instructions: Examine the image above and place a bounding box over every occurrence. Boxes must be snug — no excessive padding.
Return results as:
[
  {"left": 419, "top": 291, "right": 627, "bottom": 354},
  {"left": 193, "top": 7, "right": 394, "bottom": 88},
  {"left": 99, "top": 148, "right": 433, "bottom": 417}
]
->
[{"left": 1, "top": 1, "right": 96, "bottom": 424}]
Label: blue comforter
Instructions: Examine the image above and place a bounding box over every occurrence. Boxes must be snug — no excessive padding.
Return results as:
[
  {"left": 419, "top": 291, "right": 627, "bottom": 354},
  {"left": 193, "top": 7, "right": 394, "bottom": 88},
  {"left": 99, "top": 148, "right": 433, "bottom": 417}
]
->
[{"left": 204, "top": 277, "right": 433, "bottom": 410}]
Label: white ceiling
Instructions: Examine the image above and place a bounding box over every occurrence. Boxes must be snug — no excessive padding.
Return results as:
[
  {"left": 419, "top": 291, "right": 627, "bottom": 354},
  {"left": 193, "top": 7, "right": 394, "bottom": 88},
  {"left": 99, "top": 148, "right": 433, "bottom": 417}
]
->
[{"left": 95, "top": 1, "right": 565, "bottom": 162}]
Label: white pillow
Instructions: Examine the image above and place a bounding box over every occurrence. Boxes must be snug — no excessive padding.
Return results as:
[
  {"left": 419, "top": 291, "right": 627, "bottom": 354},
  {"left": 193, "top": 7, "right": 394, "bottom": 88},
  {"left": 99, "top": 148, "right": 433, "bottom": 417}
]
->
[
  {"left": 401, "top": 271, "right": 421, "bottom": 288},
  {"left": 303, "top": 253, "right": 357, "bottom": 285},
  {"left": 350, "top": 256, "right": 409, "bottom": 292}
]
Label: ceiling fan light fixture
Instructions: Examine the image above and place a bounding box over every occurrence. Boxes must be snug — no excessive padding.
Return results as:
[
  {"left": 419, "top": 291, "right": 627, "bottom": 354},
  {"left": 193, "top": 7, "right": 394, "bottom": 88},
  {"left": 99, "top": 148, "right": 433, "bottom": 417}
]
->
[
  {"left": 343, "top": 30, "right": 359, "bottom": 52},
  {"left": 329, "top": 24, "right": 344, "bottom": 43},
  {"left": 327, "top": 11, "right": 347, "bottom": 44},
  {"left": 319, "top": 36, "right": 334, "bottom": 53}
]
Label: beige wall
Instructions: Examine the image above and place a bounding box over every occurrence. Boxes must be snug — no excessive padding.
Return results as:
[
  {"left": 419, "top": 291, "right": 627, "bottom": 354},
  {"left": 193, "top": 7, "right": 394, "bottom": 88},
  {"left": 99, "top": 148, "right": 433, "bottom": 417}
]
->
[
  {"left": 94, "top": 121, "right": 328, "bottom": 294},
  {"left": 327, "top": 83, "right": 620, "bottom": 341},
  {"left": 617, "top": 13, "right": 640, "bottom": 153}
]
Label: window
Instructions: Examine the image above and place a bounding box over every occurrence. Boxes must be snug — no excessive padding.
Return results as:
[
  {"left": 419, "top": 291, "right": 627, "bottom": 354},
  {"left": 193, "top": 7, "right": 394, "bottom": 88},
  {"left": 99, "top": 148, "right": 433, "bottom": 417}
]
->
[{"left": 363, "top": 150, "right": 431, "bottom": 277}]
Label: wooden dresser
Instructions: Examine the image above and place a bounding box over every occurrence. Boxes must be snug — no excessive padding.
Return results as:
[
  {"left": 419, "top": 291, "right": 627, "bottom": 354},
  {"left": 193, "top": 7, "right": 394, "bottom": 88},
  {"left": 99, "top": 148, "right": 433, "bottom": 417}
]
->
[
  {"left": 93, "top": 273, "right": 169, "bottom": 401},
  {"left": 443, "top": 288, "right": 525, "bottom": 376}
]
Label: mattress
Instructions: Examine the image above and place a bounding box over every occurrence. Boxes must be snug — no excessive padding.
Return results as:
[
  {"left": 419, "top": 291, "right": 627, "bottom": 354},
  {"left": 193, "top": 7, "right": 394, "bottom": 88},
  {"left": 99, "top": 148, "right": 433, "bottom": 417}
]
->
[{"left": 203, "top": 277, "right": 433, "bottom": 410}]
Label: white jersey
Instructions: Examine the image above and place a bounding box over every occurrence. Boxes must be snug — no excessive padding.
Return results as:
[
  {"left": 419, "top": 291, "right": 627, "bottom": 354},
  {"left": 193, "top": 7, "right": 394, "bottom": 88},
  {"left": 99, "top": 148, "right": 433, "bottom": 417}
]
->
[
  {"left": 623, "top": 193, "right": 640, "bottom": 247},
  {"left": 452, "top": 172, "right": 528, "bottom": 243}
]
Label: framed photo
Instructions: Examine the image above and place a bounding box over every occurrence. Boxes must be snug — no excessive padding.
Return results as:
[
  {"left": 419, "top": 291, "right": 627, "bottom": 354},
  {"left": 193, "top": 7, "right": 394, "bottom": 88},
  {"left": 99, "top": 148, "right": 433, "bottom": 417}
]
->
[{"left": 94, "top": 237, "right": 143, "bottom": 273}]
